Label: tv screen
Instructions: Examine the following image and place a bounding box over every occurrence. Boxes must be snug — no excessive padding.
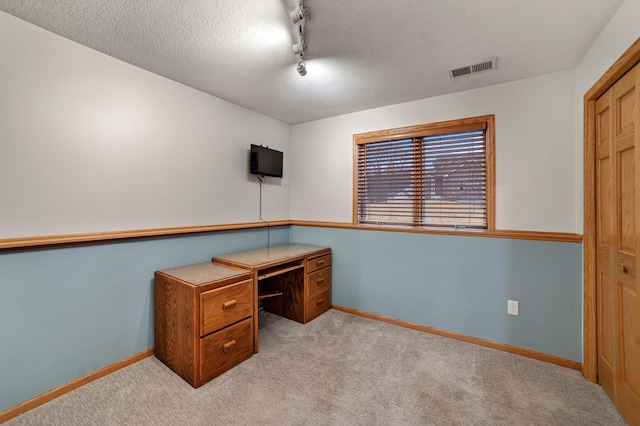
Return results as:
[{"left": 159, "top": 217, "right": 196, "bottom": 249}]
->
[{"left": 250, "top": 144, "right": 283, "bottom": 178}]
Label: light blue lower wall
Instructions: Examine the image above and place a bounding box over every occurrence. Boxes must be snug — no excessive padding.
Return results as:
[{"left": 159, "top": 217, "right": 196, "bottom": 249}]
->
[
  {"left": 0, "top": 227, "right": 288, "bottom": 413},
  {"left": 1, "top": 225, "right": 583, "bottom": 413},
  {"left": 290, "top": 226, "right": 583, "bottom": 363}
]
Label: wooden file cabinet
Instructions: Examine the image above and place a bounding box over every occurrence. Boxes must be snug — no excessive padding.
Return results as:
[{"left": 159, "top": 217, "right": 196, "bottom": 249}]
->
[
  {"left": 154, "top": 262, "right": 254, "bottom": 388},
  {"left": 305, "top": 252, "right": 331, "bottom": 322}
]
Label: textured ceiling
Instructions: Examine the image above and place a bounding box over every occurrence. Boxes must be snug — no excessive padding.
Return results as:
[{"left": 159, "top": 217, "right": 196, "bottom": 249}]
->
[{"left": 0, "top": 0, "right": 626, "bottom": 124}]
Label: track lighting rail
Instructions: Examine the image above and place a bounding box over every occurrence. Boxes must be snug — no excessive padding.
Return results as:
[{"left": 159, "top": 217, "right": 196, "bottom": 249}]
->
[{"left": 290, "top": 0, "right": 309, "bottom": 76}]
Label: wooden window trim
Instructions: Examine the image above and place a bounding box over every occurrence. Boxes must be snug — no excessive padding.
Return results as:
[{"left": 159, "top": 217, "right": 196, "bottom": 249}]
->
[{"left": 352, "top": 115, "right": 495, "bottom": 231}]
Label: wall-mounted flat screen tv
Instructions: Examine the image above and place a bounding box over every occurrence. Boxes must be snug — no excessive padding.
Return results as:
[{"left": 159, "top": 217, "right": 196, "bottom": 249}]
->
[{"left": 249, "top": 144, "right": 283, "bottom": 178}]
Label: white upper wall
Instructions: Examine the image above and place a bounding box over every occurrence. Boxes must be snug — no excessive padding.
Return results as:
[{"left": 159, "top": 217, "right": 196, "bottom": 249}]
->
[
  {"left": 574, "top": 0, "right": 640, "bottom": 232},
  {"left": 576, "top": 0, "right": 640, "bottom": 95},
  {"left": 0, "top": 11, "right": 290, "bottom": 238},
  {"left": 3, "top": 0, "right": 637, "bottom": 239},
  {"left": 290, "top": 70, "right": 577, "bottom": 233}
]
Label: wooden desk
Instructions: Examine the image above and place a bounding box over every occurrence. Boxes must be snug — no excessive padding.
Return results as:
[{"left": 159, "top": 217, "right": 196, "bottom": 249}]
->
[
  {"left": 213, "top": 244, "right": 332, "bottom": 352},
  {"left": 154, "top": 244, "right": 331, "bottom": 387}
]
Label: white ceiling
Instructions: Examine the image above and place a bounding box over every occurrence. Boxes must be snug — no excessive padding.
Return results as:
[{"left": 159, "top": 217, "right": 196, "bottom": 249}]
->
[{"left": 0, "top": 0, "right": 625, "bottom": 124}]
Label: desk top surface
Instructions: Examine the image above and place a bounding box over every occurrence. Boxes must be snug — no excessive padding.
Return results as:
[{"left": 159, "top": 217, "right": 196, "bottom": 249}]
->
[
  {"left": 157, "top": 261, "right": 251, "bottom": 286},
  {"left": 212, "top": 244, "right": 329, "bottom": 268}
]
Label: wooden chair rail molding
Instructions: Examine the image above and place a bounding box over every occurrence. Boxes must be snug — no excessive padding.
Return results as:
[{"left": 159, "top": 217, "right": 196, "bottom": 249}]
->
[
  {"left": 0, "top": 221, "right": 291, "bottom": 251},
  {"left": 0, "top": 220, "right": 582, "bottom": 251},
  {"left": 290, "top": 221, "right": 582, "bottom": 243}
]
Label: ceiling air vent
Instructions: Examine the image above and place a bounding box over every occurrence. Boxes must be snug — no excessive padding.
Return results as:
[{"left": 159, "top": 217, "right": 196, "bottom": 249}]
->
[{"left": 449, "top": 57, "right": 497, "bottom": 79}]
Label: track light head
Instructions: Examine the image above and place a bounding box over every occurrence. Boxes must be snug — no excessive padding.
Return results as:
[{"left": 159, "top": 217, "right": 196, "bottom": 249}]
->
[
  {"left": 290, "top": 2, "right": 309, "bottom": 26},
  {"left": 292, "top": 36, "right": 306, "bottom": 55},
  {"left": 291, "top": 2, "right": 309, "bottom": 77},
  {"left": 296, "top": 60, "right": 307, "bottom": 76},
  {"left": 289, "top": 5, "right": 305, "bottom": 25}
]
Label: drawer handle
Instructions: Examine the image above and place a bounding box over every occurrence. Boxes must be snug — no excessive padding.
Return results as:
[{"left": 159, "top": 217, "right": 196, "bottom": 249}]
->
[
  {"left": 316, "top": 299, "right": 325, "bottom": 306},
  {"left": 223, "top": 340, "right": 237, "bottom": 352},
  {"left": 223, "top": 300, "right": 237, "bottom": 310},
  {"left": 317, "top": 260, "right": 325, "bottom": 266},
  {"left": 621, "top": 266, "right": 629, "bottom": 274},
  {"left": 317, "top": 278, "right": 324, "bottom": 284}
]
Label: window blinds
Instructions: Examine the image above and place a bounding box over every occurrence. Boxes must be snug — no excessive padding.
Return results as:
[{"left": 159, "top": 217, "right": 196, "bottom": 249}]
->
[{"left": 356, "top": 129, "right": 487, "bottom": 228}]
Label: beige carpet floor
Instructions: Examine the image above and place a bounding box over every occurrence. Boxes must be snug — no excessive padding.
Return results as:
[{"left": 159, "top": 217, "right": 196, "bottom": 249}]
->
[{"left": 6, "top": 309, "right": 626, "bottom": 425}]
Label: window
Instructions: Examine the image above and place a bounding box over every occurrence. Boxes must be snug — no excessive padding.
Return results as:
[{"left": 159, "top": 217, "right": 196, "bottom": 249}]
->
[{"left": 354, "top": 115, "right": 494, "bottom": 230}]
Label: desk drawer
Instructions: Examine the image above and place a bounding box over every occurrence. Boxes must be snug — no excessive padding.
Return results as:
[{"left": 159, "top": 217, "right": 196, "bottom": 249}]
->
[
  {"left": 200, "top": 279, "right": 253, "bottom": 336},
  {"left": 307, "top": 253, "right": 331, "bottom": 273},
  {"left": 200, "top": 317, "right": 253, "bottom": 385},
  {"left": 306, "top": 288, "right": 330, "bottom": 322},
  {"left": 307, "top": 267, "right": 331, "bottom": 296}
]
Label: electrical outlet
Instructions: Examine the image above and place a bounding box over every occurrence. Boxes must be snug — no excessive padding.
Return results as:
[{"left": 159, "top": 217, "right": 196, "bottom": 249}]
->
[{"left": 507, "top": 300, "right": 519, "bottom": 316}]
